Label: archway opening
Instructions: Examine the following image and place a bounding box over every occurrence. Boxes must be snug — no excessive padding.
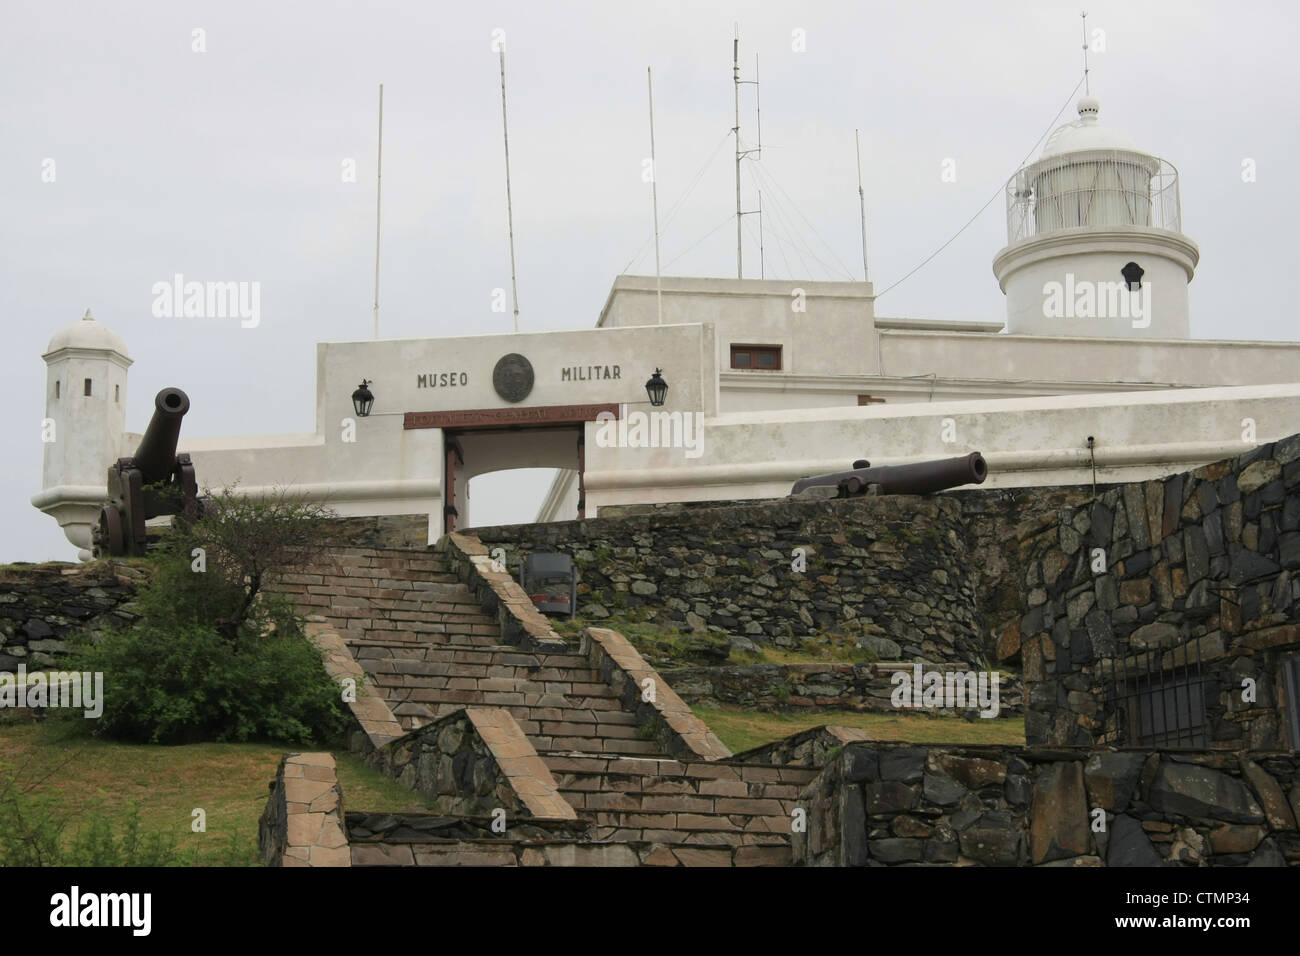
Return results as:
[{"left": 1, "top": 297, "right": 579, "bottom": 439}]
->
[{"left": 466, "top": 467, "right": 562, "bottom": 529}]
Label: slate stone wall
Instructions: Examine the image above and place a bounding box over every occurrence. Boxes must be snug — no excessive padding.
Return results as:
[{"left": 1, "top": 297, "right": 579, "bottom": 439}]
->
[
  {"left": 321, "top": 514, "right": 429, "bottom": 550},
  {"left": 1006, "top": 438, "right": 1300, "bottom": 748},
  {"left": 662, "top": 661, "right": 1024, "bottom": 717},
  {"left": 0, "top": 561, "right": 144, "bottom": 669},
  {"left": 473, "top": 490, "right": 1086, "bottom": 667},
  {"left": 796, "top": 741, "right": 1300, "bottom": 867}
]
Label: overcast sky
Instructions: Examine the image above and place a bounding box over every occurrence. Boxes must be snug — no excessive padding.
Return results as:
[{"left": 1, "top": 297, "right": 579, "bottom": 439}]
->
[{"left": 4, "top": 0, "right": 1298, "bottom": 562}]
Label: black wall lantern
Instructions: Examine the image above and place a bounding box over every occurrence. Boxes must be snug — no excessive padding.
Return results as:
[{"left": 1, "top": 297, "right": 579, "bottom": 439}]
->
[
  {"left": 1121, "top": 261, "right": 1144, "bottom": 292},
  {"left": 645, "top": 368, "right": 668, "bottom": 407},
  {"left": 352, "top": 379, "right": 374, "bottom": 417}
]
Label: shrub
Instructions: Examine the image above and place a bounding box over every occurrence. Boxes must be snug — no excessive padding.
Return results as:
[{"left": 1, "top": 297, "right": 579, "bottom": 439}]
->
[
  {"left": 67, "top": 619, "right": 348, "bottom": 745},
  {"left": 60, "top": 485, "right": 349, "bottom": 745}
]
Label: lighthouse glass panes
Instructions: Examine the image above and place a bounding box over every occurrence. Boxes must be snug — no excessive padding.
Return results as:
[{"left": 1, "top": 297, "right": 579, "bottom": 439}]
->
[{"left": 1007, "top": 153, "right": 1182, "bottom": 244}]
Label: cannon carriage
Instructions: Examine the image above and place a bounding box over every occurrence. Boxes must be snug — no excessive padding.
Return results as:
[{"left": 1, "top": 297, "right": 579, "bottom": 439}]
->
[{"left": 94, "top": 387, "right": 200, "bottom": 557}]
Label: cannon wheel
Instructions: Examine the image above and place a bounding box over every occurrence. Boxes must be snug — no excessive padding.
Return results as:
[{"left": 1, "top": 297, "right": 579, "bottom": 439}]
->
[{"left": 98, "top": 504, "right": 125, "bottom": 557}]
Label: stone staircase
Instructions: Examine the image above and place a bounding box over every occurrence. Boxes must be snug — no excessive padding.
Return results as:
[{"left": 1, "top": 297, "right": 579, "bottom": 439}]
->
[{"left": 273, "top": 544, "right": 824, "bottom": 866}]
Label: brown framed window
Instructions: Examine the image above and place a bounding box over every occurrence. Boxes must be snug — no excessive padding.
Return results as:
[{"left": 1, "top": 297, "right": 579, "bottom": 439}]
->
[{"left": 730, "top": 344, "right": 782, "bottom": 370}]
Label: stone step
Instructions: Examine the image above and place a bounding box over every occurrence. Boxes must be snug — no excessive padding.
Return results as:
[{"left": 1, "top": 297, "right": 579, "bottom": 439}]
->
[
  {"left": 535, "top": 755, "right": 815, "bottom": 849},
  {"left": 340, "top": 627, "right": 504, "bottom": 647},
  {"left": 351, "top": 838, "right": 788, "bottom": 867},
  {"left": 352, "top": 644, "right": 588, "bottom": 670},
  {"left": 366, "top": 671, "right": 619, "bottom": 700}
]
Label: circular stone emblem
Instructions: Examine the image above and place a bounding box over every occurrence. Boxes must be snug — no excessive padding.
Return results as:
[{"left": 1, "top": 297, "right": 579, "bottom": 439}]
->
[{"left": 492, "top": 353, "right": 534, "bottom": 403}]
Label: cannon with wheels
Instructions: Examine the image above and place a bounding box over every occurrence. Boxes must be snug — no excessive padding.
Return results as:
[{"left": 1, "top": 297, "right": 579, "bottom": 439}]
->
[
  {"left": 94, "top": 387, "right": 200, "bottom": 557},
  {"left": 791, "top": 451, "right": 988, "bottom": 498}
]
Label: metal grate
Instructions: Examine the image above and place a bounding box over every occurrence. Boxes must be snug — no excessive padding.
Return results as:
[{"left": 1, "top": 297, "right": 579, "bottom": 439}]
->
[
  {"left": 1282, "top": 656, "right": 1300, "bottom": 751},
  {"left": 1006, "top": 150, "right": 1183, "bottom": 244},
  {"left": 1105, "top": 634, "right": 1208, "bottom": 749}
]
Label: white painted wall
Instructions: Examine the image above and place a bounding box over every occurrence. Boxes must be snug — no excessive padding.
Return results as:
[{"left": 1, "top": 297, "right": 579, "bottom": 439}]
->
[
  {"left": 32, "top": 343, "right": 131, "bottom": 558},
  {"left": 178, "top": 323, "right": 708, "bottom": 543},
  {"left": 994, "top": 228, "right": 1198, "bottom": 339},
  {"left": 33, "top": 277, "right": 1300, "bottom": 558},
  {"left": 581, "top": 383, "right": 1300, "bottom": 508}
]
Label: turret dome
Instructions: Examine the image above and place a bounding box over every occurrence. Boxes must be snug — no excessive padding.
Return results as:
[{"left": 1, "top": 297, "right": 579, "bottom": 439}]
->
[{"left": 44, "top": 309, "right": 130, "bottom": 359}]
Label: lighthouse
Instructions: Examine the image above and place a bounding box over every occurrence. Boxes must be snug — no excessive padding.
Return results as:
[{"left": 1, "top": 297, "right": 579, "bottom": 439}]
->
[{"left": 993, "top": 95, "right": 1199, "bottom": 338}]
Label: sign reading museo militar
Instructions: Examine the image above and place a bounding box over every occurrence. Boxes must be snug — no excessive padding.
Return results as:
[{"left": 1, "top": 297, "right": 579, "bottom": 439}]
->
[{"left": 415, "top": 355, "right": 624, "bottom": 393}]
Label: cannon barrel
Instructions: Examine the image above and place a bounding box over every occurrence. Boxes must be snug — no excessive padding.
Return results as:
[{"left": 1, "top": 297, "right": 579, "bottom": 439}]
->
[
  {"left": 791, "top": 451, "right": 988, "bottom": 497},
  {"left": 132, "top": 387, "right": 190, "bottom": 482}
]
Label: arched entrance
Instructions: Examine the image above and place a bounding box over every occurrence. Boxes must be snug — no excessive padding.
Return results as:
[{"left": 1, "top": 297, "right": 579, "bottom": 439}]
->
[{"left": 405, "top": 403, "right": 618, "bottom": 533}]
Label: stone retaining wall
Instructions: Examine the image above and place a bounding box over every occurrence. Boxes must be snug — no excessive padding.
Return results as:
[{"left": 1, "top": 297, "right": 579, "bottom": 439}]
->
[
  {"left": 369, "top": 706, "right": 576, "bottom": 820},
  {"left": 472, "top": 495, "right": 990, "bottom": 664},
  {"left": 0, "top": 561, "right": 144, "bottom": 669},
  {"left": 258, "top": 753, "right": 350, "bottom": 867},
  {"left": 795, "top": 740, "right": 1300, "bottom": 867},
  {"left": 322, "top": 514, "right": 430, "bottom": 550},
  {"left": 1005, "top": 438, "right": 1300, "bottom": 749},
  {"left": 662, "top": 661, "right": 1024, "bottom": 717}
]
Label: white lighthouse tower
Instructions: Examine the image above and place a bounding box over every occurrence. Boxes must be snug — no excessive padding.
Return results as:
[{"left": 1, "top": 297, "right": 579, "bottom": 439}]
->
[
  {"left": 31, "top": 310, "right": 131, "bottom": 560},
  {"left": 992, "top": 95, "right": 1200, "bottom": 338}
]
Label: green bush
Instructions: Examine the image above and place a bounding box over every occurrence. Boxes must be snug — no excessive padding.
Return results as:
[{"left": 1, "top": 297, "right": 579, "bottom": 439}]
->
[
  {"left": 60, "top": 486, "right": 348, "bottom": 746},
  {"left": 67, "top": 621, "right": 348, "bottom": 745}
]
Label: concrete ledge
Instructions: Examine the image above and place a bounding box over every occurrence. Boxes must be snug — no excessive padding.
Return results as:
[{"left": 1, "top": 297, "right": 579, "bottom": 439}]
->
[
  {"left": 258, "top": 753, "right": 351, "bottom": 867},
  {"left": 582, "top": 626, "right": 732, "bottom": 761}
]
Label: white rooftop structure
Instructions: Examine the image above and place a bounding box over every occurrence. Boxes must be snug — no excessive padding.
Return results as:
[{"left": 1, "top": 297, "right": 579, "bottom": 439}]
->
[
  {"left": 995, "top": 96, "right": 1197, "bottom": 338},
  {"left": 29, "top": 79, "right": 1300, "bottom": 559}
]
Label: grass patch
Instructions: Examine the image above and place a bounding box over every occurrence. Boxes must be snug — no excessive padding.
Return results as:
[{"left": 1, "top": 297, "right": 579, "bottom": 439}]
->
[
  {"left": 748, "top": 631, "right": 878, "bottom": 665},
  {"left": 552, "top": 618, "right": 729, "bottom": 667},
  {"left": 691, "top": 705, "right": 1026, "bottom": 753},
  {"left": 0, "top": 724, "right": 432, "bottom": 866}
]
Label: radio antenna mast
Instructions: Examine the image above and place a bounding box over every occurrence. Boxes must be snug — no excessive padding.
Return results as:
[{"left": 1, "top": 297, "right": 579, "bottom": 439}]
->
[
  {"left": 855, "top": 129, "right": 869, "bottom": 283},
  {"left": 1081, "top": 10, "right": 1091, "bottom": 94},
  {"left": 733, "top": 28, "right": 761, "bottom": 278},
  {"left": 499, "top": 44, "right": 520, "bottom": 332},
  {"left": 372, "top": 83, "right": 383, "bottom": 339},
  {"left": 648, "top": 66, "right": 663, "bottom": 324}
]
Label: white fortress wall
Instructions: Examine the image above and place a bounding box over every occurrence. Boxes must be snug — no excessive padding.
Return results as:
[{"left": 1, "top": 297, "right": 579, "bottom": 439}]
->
[{"left": 581, "top": 383, "right": 1300, "bottom": 509}]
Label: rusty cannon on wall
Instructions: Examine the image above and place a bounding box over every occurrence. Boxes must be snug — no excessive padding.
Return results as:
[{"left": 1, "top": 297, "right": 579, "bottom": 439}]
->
[
  {"left": 94, "top": 387, "right": 200, "bottom": 557},
  {"left": 790, "top": 451, "right": 988, "bottom": 498}
]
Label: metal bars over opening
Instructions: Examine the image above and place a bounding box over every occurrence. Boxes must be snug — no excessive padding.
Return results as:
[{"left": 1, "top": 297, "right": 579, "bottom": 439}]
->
[{"left": 1104, "top": 634, "right": 1208, "bottom": 749}]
